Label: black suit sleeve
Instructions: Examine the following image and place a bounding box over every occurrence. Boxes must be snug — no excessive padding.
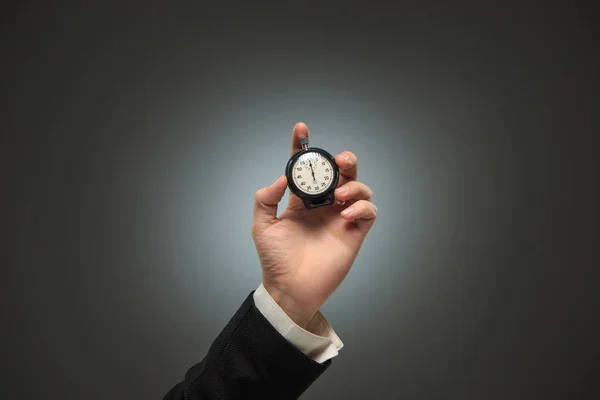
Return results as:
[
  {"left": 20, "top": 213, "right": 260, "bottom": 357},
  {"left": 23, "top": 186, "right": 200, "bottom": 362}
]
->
[{"left": 163, "top": 291, "right": 332, "bottom": 400}]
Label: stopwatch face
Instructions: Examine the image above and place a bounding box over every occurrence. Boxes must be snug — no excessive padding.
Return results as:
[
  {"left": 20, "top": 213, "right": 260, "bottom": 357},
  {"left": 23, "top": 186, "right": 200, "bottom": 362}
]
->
[{"left": 290, "top": 151, "right": 336, "bottom": 195}]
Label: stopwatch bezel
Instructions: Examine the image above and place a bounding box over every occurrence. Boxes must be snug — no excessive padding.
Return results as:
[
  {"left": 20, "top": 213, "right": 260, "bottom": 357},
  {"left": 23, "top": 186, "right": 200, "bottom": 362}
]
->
[{"left": 285, "top": 147, "right": 340, "bottom": 200}]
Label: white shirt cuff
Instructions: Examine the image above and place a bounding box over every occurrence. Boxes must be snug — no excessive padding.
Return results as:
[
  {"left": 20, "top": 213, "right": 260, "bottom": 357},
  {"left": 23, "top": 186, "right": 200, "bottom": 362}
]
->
[{"left": 253, "top": 283, "right": 344, "bottom": 364}]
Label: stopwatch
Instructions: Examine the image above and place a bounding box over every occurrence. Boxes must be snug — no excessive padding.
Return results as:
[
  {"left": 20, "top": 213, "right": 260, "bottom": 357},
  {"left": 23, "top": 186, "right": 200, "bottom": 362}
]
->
[{"left": 285, "top": 137, "right": 340, "bottom": 210}]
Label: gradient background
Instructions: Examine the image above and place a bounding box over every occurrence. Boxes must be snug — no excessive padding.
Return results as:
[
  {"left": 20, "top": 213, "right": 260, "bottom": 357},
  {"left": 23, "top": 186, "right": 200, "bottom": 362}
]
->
[{"left": 2, "top": 2, "right": 598, "bottom": 399}]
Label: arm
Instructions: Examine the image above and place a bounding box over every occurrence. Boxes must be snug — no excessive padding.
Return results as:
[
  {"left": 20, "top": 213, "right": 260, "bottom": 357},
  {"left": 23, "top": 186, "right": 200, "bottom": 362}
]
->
[
  {"left": 164, "top": 122, "right": 378, "bottom": 399},
  {"left": 162, "top": 292, "right": 330, "bottom": 400}
]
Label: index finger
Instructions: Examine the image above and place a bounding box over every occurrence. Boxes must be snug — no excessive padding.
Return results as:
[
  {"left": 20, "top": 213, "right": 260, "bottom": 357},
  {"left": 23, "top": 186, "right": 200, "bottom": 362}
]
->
[
  {"left": 290, "top": 122, "right": 310, "bottom": 156},
  {"left": 335, "top": 151, "right": 358, "bottom": 184}
]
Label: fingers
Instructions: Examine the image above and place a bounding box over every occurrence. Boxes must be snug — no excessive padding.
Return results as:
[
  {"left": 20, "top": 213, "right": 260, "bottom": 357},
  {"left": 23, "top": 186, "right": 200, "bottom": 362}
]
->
[
  {"left": 290, "top": 122, "right": 309, "bottom": 157},
  {"left": 334, "top": 151, "right": 358, "bottom": 186},
  {"left": 334, "top": 181, "right": 373, "bottom": 203},
  {"left": 340, "top": 199, "right": 377, "bottom": 220},
  {"left": 253, "top": 175, "right": 288, "bottom": 228},
  {"left": 340, "top": 199, "right": 378, "bottom": 233}
]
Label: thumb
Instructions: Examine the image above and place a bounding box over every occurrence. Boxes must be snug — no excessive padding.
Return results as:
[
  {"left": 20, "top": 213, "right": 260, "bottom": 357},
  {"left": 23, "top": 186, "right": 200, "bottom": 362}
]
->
[{"left": 253, "top": 175, "right": 288, "bottom": 226}]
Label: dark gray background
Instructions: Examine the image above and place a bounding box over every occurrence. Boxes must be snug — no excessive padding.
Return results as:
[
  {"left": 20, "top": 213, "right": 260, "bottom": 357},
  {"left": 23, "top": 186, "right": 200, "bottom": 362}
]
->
[{"left": 2, "top": 2, "right": 598, "bottom": 399}]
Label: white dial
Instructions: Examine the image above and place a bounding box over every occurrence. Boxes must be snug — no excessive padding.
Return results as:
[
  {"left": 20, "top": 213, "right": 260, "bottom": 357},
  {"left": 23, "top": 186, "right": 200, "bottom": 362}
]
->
[{"left": 291, "top": 152, "right": 335, "bottom": 195}]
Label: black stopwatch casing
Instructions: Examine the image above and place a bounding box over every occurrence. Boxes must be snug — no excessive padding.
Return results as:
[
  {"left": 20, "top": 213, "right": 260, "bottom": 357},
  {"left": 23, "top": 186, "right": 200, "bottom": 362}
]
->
[{"left": 285, "top": 138, "right": 340, "bottom": 210}]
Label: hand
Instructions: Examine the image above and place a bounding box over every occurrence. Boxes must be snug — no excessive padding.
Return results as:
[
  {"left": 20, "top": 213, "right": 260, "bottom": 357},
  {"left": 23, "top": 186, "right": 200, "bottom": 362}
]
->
[{"left": 251, "top": 122, "right": 378, "bottom": 329}]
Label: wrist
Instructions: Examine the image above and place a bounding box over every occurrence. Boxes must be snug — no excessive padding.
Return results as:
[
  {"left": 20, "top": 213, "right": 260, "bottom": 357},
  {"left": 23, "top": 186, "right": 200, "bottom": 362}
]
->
[{"left": 262, "top": 283, "right": 319, "bottom": 330}]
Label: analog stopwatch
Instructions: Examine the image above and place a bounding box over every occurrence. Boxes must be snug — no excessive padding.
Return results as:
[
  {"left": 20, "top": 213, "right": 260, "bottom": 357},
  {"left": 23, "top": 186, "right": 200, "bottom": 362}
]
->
[{"left": 285, "top": 137, "right": 340, "bottom": 210}]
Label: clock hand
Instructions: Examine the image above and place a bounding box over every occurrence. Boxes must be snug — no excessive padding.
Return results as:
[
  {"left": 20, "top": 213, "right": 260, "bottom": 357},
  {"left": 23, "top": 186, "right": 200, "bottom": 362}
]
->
[{"left": 309, "top": 160, "right": 317, "bottom": 182}]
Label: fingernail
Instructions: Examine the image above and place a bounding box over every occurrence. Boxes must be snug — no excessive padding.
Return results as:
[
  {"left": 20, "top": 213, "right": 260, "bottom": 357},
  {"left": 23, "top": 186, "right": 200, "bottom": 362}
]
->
[
  {"left": 337, "top": 187, "right": 348, "bottom": 195},
  {"left": 343, "top": 154, "right": 350, "bottom": 162},
  {"left": 341, "top": 207, "right": 355, "bottom": 217}
]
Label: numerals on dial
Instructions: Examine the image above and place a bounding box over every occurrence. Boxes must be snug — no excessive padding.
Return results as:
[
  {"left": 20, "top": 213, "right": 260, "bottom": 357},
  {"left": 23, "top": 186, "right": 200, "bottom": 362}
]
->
[{"left": 291, "top": 151, "right": 335, "bottom": 195}]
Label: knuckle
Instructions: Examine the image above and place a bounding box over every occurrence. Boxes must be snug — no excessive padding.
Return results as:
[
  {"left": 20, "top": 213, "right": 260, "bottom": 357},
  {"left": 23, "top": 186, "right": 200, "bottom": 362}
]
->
[
  {"left": 356, "top": 182, "right": 373, "bottom": 199},
  {"left": 356, "top": 199, "right": 367, "bottom": 210}
]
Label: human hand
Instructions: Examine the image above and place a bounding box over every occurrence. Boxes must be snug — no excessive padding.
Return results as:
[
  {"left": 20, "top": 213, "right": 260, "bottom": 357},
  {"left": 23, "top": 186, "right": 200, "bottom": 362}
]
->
[{"left": 251, "top": 123, "right": 378, "bottom": 329}]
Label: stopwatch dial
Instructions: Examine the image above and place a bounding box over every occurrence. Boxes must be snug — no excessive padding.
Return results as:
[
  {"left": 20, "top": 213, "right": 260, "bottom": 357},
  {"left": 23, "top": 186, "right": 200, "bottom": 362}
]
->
[{"left": 291, "top": 152, "right": 336, "bottom": 195}]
